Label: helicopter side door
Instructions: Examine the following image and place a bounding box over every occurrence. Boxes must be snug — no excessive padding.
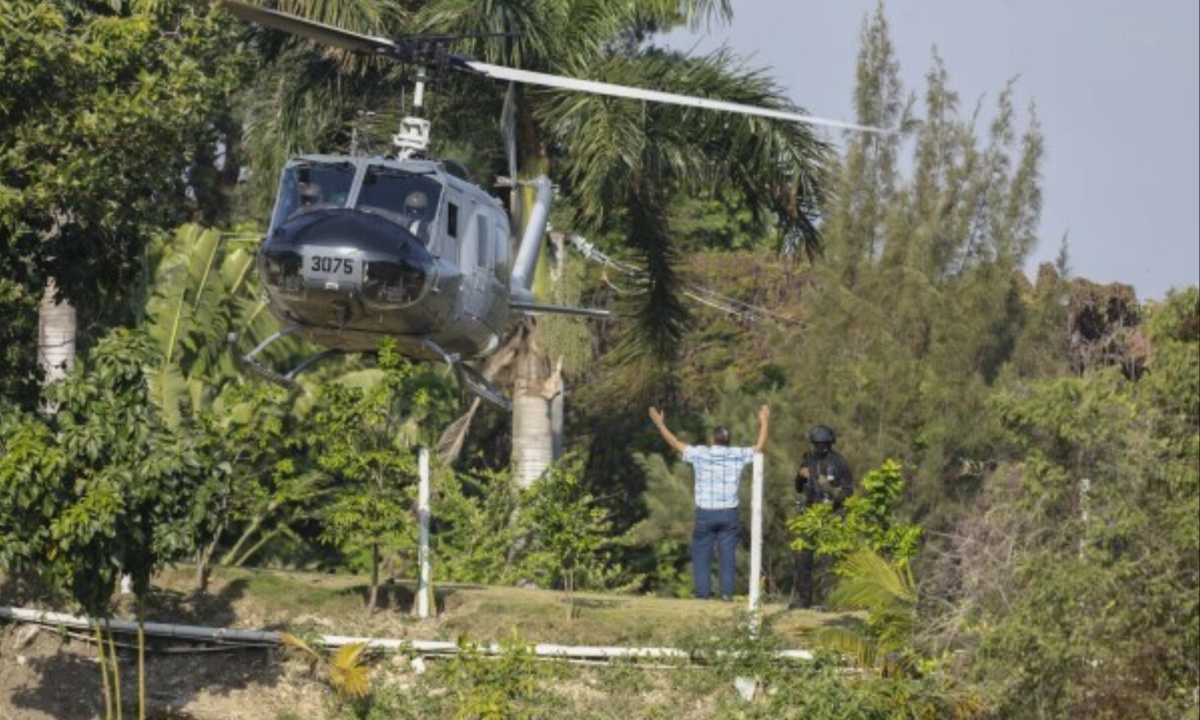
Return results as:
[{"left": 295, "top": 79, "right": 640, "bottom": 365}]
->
[
  {"left": 481, "top": 206, "right": 511, "bottom": 332},
  {"left": 453, "top": 193, "right": 492, "bottom": 322}
]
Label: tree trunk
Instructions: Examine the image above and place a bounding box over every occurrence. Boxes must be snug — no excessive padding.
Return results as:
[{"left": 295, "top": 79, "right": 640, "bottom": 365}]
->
[
  {"left": 37, "top": 279, "right": 75, "bottom": 411},
  {"left": 194, "top": 529, "right": 223, "bottom": 593},
  {"left": 368, "top": 543, "right": 380, "bottom": 614},
  {"left": 511, "top": 325, "right": 562, "bottom": 488}
]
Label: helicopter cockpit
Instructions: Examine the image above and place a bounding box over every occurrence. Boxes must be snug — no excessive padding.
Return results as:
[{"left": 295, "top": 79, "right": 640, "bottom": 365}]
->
[
  {"left": 272, "top": 160, "right": 356, "bottom": 225},
  {"left": 271, "top": 159, "right": 443, "bottom": 244},
  {"left": 357, "top": 165, "right": 442, "bottom": 243}
]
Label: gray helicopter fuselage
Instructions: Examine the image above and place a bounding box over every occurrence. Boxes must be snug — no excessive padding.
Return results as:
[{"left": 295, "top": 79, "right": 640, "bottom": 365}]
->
[{"left": 257, "top": 154, "right": 514, "bottom": 361}]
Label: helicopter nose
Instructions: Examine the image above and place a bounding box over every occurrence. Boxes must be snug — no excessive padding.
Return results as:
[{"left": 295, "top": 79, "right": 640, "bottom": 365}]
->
[{"left": 259, "top": 209, "right": 437, "bottom": 325}]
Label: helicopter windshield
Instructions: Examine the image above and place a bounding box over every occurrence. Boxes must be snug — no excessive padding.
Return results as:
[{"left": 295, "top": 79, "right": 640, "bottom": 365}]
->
[
  {"left": 356, "top": 166, "right": 442, "bottom": 241},
  {"left": 273, "top": 161, "right": 355, "bottom": 226}
]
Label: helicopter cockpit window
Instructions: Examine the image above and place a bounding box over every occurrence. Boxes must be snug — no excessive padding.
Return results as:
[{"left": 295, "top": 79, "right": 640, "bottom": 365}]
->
[
  {"left": 273, "top": 161, "right": 355, "bottom": 226},
  {"left": 356, "top": 166, "right": 442, "bottom": 241}
]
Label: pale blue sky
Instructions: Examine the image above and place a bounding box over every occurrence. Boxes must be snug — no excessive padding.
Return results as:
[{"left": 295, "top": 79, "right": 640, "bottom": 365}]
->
[{"left": 667, "top": 1, "right": 1199, "bottom": 300}]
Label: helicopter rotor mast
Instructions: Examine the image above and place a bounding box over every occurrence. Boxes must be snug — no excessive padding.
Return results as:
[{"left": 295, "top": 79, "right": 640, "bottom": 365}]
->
[{"left": 394, "top": 66, "right": 431, "bottom": 159}]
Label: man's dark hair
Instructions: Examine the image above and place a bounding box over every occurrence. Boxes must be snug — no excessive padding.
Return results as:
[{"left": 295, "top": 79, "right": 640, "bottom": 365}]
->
[{"left": 713, "top": 426, "right": 732, "bottom": 446}]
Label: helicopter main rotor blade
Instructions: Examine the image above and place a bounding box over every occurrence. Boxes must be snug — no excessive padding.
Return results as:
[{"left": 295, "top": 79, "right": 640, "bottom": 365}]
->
[
  {"left": 464, "top": 61, "right": 889, "bottom": 134},
  {"left": 225, "top": 1, "right": 399, "bottom": 55},
  {"left": 225, "top": 1, "right": 888, "bottom": 134}
]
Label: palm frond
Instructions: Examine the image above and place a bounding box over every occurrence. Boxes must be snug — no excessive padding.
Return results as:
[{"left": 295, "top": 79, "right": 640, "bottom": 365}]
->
[
  {"left": 329, "top": 641, "right": 372, "bottom": 698},
  {"left": 436, "top": 398, "right": 481, "bottom": 461},
  {"left": 143, "top": 362, "right": 187, "bottom": 430},
  {"left": 279, "top": 631, "right": 323, "bottom": 663},
  {"left": 819, "top": 548, "right": 918, "bottom": 676},
  {"left": 828, "top": 548, "right": 917, "bottom": 612},
  {"left": 815, "top": 624, "right": 877, "bottom": 669}
]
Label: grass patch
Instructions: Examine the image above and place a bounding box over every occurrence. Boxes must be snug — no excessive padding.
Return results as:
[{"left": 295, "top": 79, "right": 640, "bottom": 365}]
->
[{"left": 138, "top": 565, "right": 837, "bottom": 650}]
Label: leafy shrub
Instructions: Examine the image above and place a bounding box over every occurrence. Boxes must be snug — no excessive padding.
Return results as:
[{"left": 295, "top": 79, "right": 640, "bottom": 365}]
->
[{"left": 788, "top": 460, "right": 923, "bottom": 571}]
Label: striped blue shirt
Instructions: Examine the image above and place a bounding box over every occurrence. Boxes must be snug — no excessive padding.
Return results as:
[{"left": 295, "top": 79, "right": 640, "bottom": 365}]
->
[{"left": 682, "top": 445, "right": 755, "bottom": 510}]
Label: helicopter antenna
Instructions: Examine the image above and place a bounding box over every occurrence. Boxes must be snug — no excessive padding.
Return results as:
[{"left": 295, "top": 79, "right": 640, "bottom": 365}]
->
[{"left": 394, "top": 66, "right": 432, "bottom": 159}]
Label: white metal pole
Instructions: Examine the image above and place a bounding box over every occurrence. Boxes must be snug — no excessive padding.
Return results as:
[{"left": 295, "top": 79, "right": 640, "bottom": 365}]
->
[
  {"left": 417, "top": 448, "right": 431, "bottom": 618},
  {"left": 748, "top": 452, "right": 764, "bottom": 633}
]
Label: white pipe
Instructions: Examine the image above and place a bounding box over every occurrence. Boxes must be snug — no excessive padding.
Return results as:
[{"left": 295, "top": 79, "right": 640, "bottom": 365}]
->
[
  {"left": 748, "top": 452, "right": 764, "bottom": 633},
  {"left": 417, "top": 447, "right": 431, "bottom": 619},
  {"left": 0, "top": 606, "right": 813, "bottom": 662}
]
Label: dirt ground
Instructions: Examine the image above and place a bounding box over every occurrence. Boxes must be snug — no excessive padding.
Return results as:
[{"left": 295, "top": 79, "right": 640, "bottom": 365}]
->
[
  {"left": 0, "top": 570, "right": 361, "bottom": 720},
  {"left": 0, "top": 616, "right": 342, "bottom": 720}
]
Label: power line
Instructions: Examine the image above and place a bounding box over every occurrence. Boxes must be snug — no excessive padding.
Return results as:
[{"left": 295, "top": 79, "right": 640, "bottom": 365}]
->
[{"left": 566, "top": 235, "right": 803, "bottom": 328}]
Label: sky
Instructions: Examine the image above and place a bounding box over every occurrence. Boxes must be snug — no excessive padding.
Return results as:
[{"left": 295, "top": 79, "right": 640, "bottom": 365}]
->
[{"left": 665, "top": 0, "right": 1199, "bottom": 300}]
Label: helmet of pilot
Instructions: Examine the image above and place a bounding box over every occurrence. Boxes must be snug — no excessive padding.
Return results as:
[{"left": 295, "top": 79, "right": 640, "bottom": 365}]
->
[{"left": 404, "top": 190, "right": 428, "bottom": 216}]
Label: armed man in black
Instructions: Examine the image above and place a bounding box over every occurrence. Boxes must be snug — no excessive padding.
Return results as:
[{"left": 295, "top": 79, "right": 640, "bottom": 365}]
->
[
  {"left": 796, "top": 425, "right": 854, "bottom": 511},
  {"left": 790, "top": 424, "right": 855, "bottom": 609}
]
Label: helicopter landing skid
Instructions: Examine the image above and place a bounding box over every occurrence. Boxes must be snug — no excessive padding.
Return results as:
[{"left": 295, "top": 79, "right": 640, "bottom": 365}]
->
[
  {"left": 228, "top": 328, "right": 340, "bottom": 387},
  {"left": 418, "top": 339, "right": 513, "bottom": 412}
]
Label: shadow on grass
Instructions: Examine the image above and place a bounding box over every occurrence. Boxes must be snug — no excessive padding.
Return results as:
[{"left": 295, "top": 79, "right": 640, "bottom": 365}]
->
[
  {"left": 337, "top": 577, "right": 476, "bottom": 616},
  {"left": 567, "top": 597, "right": 619, "bottom": 610},
  {"left": 142, "top": 576, "right": 250, "bottom": 629}
]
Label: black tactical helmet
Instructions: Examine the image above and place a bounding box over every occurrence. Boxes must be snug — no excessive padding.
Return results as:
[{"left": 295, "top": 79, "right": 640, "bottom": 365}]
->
[{"left": 809, "top": 425, "right": 836, "bottom": 444}]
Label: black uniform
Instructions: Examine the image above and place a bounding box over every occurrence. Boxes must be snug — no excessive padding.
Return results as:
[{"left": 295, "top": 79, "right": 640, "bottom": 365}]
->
[
  {"left": 791, "top": 448, "right": 854, "bottom": 608},
  {"left": 795, "top": 449, "right": 855, "bottom": 510}
]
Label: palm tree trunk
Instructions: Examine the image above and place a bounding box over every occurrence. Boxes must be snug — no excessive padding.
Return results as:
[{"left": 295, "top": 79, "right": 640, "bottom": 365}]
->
[
  {"left": 511, "top": 325, "right": 562, "bottom": 488},
  {"left": 38, "top": 279, "right": 75, "bottom": 411}
]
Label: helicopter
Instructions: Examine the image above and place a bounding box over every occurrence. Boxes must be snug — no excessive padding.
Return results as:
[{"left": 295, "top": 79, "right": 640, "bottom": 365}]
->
[{"left": 224, "top": 1, "right": 885, "bottom": 411}]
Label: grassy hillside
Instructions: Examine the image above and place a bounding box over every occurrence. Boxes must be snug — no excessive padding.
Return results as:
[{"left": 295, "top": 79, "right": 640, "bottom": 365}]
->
[
  {"left": 1, "top": 566, "right": 881, "bottom": 720},
  {"left": 144, "top": 565, "right": 835, "bottom": 646}
]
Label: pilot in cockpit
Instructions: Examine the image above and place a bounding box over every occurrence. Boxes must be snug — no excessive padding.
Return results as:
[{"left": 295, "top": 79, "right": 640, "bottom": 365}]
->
[
  {"left": 403, "top": 190, "right": 431, "bottom": 239},
  {"left": 299, "top": 182, "right": 323, "bottom": 211}
]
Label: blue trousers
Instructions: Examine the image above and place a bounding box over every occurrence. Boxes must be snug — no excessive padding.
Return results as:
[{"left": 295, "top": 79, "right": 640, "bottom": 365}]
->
[{"left": 692, "top": 507, "right": 740, "bottom": 599}]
